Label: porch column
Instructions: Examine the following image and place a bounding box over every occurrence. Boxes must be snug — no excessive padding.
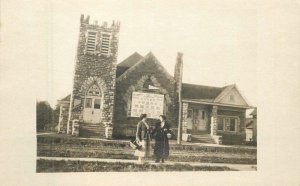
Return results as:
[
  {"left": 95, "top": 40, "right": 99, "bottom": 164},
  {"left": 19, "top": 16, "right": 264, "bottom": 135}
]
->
[
  {"left": 105, "top": 123, "right": 113, "bottom": 139},
  {"left": 57, "top": 105, "right": 63, "bottom": 133},
  {"left": 210, "top": 105, "right": 218, "bottom": 136}
]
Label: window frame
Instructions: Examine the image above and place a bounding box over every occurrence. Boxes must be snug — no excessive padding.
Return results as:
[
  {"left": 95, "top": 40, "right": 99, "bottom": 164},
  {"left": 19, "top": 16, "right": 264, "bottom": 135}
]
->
[
  {"left": 100, "top": 32, "right": 112, "bottom": 56},
  {"left": 85, "top": 98, "right": 93, "bottom": 108},
  {"left": 86, "top": 30, "right": 98, "bottom": 54},
  {"left": 217, "top": 115, "right": 238, "bottom": 132}
]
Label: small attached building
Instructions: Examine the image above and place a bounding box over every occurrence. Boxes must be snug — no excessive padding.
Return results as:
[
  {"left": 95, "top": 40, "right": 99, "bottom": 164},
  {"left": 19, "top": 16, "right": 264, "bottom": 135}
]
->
[{"left": 181, "top": 83, "right": 252, "bottom": 145}]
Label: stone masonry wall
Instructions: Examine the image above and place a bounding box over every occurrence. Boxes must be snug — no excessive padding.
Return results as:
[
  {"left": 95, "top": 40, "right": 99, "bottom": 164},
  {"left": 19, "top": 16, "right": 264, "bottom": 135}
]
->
[
  {"left": 113, "top": 54, "right": 177, "bottom": 137},
  {"left": 217, "top": 107, "right": 247, "bottom": 144},
  {"left": 70, "top": 15, "right": 120, "bottom": 138}
]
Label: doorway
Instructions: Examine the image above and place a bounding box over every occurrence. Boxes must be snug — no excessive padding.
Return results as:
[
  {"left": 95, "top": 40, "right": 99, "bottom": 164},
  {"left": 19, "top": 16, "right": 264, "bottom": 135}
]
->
[
  {"left": 83, "top": 84, "right": 102, "bottom": 123},
  {"left": 186, "top": 108, "right": 208, "bottom": 133}
]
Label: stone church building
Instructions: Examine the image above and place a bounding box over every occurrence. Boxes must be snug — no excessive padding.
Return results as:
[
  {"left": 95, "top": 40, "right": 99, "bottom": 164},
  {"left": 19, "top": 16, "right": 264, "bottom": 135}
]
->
[{"left": 57, "top": 15, "right": 253, "bottom": 145}]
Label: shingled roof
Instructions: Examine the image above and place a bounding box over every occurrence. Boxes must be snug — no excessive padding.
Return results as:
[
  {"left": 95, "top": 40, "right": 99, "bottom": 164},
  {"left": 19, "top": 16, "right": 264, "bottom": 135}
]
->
[
  {"left": 116, "top": 52, "right": 143, "bottom": 77},
  {"left": 57, "top": 94, "right": 71, "bottom": 105},
  {"left": 182, "top": 83, "right": 224, "bottom": 102},
  {"left": 59, "top": 94, "right": 71, "bottom": 102}
]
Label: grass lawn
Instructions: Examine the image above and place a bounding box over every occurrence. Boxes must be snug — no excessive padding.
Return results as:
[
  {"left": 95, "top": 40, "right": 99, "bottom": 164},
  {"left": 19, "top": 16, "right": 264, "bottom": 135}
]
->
[
  {"left": 36, "top": 159, "right": 237, "bottom": 172},
  {"left": 37, "top": 142, "right": 257, "bottom": 164}
]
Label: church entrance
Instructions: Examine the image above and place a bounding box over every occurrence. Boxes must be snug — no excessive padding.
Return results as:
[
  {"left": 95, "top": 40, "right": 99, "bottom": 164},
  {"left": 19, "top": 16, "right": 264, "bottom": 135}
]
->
[{"left": 83, "top": 84, "right": 102, "bottom": 123}]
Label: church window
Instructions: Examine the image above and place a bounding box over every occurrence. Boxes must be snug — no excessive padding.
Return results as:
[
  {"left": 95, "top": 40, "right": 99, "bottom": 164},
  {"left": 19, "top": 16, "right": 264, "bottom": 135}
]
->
[
  {"left": 143, "top": 76, "right": 154, "bottom": 89},
  {"left": 86, "top": 31, "right": 97, "bottom": 53},
  {"left": 85, "top": 98, "right": 92, "bottom": 108},
  {"left": 87, "top": 84, "right": 101, "bottom": 96},
  {"left": 100, "top": 32, "right": 111, "bottom": 55},
  {"left": 94, "top": 99, "right": 101, "bottom": 109},
  {"left": 84, "top": 84, "right": 102, "bottom": 109}
]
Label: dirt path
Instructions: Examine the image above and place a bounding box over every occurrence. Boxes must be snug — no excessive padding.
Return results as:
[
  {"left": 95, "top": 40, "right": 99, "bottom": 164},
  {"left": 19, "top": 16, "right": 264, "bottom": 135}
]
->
[{"left": 37, "top": 156, "right": 257, "bottom": 171}]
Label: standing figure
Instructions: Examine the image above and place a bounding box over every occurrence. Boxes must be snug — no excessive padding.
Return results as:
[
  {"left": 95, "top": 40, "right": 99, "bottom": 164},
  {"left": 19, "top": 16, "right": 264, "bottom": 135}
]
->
[
  {"left": 152, "top": 115, "right": 170, "bottom": 163},
  {"left": 135, "top": 114, "right": 151, "bottom": 164}
]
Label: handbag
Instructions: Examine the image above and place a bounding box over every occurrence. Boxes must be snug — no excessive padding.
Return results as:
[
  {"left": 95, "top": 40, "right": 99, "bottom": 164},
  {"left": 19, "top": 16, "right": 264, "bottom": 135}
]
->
[
  {"left": 167, "top": 133, "right": 172, "bottom": 139},
  {"left": 129, "top": 139, "right": 142, "bottom": 150}
]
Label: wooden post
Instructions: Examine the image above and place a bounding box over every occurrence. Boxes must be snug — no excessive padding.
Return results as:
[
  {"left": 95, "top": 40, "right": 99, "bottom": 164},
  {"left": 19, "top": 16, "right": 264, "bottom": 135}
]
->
[
  {"left": 57, "top": 105, "right": 63, "bottom": 133},
  {"left": 67, "top": 93, "right": 73, "bottom": 135}
]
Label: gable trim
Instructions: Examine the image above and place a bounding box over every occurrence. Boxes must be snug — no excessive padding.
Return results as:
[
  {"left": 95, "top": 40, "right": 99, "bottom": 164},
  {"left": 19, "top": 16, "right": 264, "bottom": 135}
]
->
[
  {"left": 116, "top": 52, "right": 176, "bottom": 83},
  {"left": 214, "top": 84, "right": 235, "bottom": 103},
  {"left": 214, "top": 84, "right": 250, "bottom": 107}
]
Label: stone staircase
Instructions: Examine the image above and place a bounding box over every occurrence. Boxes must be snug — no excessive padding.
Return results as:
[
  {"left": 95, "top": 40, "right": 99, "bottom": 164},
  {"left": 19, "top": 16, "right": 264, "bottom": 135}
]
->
[
  {"left": 191, "top": 132, "right": 215, "bottom": 144},
  {"left": 79, "top": 122, "right": 106, "bottom": 138}
]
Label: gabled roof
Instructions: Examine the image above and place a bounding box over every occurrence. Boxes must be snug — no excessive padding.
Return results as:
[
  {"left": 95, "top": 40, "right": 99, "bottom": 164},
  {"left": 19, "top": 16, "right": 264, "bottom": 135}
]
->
[
  {"left": 117, "top": 52, "right": 175, "bottom": 83},
  {"left": 214, "top": 84, "right": 236, "bottom": 102},
  {"left": 182, "top": 83, "right": 224, "bottom": 102},
  {"left": 60, "top": 94, "right": 71, "bottom": 101},
  {"left": 116, "top": 52, "right": 143, "bottom": 77},
  {"left": 117, "top": 52, "right": 143, "bottom": 68},
  {"left": 57, "top": 94, "right": 71, "bottom": 105},
  {"left": 182, "top": 83, "right": 250, "bottom": 107}
]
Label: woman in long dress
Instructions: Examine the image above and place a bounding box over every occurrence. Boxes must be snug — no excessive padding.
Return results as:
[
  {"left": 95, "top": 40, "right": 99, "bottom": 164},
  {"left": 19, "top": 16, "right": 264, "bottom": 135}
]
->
[
  {"left": 152, "top": 115, "right": 170, "bottom": 163},
  {"left": 135, "top": 114, "right": 151, "bottom": 164}
]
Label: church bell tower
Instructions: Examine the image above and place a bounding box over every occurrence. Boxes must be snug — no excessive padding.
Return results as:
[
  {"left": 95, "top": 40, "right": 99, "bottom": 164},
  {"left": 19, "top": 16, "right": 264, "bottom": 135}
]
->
[{"left": 68, "top": 14, "right": 120, "bottom": 139}]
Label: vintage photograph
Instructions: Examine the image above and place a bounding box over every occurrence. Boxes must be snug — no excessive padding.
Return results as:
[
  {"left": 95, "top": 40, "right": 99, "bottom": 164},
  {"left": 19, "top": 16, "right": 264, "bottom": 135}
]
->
[{"left": 36, "top": 1, "right": 257, "bottom": 172}]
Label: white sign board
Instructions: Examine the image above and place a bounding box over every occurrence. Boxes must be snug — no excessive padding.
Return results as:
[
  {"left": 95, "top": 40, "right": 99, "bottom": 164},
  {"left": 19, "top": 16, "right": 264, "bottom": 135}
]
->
[{"left": 131, "top": 92, "right": 164, "bottom": 119}]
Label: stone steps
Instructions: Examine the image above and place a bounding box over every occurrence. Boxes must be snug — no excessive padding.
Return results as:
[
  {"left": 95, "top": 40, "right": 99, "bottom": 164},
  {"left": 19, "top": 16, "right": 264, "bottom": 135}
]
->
[
  {"left": 192, "top": 134, "right": 215, "bottom": 144},
  {"left": 79, "top": 123, "right": 105, "bottom": 138}
]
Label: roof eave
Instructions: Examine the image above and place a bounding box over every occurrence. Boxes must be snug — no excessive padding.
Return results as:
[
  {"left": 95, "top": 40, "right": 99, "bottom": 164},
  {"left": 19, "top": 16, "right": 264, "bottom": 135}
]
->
[{"left": 182, "top": 99, "right": 254, "bottom": 109}]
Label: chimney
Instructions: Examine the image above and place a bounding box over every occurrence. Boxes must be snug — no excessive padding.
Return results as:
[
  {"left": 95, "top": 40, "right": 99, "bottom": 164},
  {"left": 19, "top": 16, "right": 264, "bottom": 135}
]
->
[
  {"left": 174, "top": 52, "right": 183, "bottom": 144},
  {"left": 174, "top": 52, "right": 183, "bottom": 93}
]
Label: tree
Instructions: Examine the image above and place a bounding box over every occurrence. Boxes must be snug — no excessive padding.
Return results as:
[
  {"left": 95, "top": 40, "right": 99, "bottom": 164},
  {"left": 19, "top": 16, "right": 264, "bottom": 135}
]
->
[
  {"left": 36, "top": 101, "right": 53, "bottom": 131},
  {"left": 52, "top": 104, "right": 61, "bottom": 125}
]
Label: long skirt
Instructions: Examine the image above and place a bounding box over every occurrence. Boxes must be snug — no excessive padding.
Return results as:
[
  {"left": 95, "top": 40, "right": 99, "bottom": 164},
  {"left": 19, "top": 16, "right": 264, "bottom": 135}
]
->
[
  {"left": 134, "top": 139, "right": 150, "bottom": 158},
  {"left": 154, "top": 139, "right": 169, "bottom": 159}
]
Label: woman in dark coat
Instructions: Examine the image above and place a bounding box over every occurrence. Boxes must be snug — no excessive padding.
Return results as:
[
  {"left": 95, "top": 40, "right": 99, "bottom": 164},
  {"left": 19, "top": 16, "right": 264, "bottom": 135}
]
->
[{"left": 152, "top": 115, "right": 170, "bottom": 163}]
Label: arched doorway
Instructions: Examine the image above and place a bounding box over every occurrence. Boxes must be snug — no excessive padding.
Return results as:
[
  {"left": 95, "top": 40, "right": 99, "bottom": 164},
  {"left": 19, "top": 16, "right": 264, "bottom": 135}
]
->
[{"left": 83, "top": 84, "right": 103, "bottom": 123}]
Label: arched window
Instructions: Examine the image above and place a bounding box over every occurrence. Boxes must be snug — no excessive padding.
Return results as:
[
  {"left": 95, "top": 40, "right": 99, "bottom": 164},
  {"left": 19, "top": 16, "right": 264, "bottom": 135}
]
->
[
  {"left": 143, "top": 76, "right": 154, "bottom": 89},
  {"left": 87, "top": 84, "right": 101, "bottom": 96}
]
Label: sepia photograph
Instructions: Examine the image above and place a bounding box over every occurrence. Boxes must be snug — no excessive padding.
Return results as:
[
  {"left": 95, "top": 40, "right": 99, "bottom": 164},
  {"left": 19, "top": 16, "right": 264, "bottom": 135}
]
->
[
  {"left": 2, "top": 0, "right": 300, "bottom": 185},
  {"left": 36, "top": 0, "right": 258, "bottom": 172}
]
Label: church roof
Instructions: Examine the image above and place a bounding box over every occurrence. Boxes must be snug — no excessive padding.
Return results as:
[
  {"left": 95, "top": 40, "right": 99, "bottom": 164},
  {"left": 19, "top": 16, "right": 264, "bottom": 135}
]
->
[
  {"left": 117, "top": 52, "right": 143, "bottom": 67},
  {"left": 116, "top": 52, "right": 175, "bottom": 83},
  {"left": 116, "top": 52, "right": 143, "bottom": 77}
]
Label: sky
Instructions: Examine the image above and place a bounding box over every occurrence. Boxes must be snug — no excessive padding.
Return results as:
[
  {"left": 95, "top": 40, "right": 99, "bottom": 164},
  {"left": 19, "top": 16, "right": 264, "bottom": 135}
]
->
[{"left": 35, "top": 0, "right": 257, "bottom": 108}]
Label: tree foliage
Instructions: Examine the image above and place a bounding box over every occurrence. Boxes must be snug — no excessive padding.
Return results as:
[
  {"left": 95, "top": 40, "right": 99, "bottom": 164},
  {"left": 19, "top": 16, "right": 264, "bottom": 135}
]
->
[{"left": 36, "top": 101, "right": 60, "bottom": 131}]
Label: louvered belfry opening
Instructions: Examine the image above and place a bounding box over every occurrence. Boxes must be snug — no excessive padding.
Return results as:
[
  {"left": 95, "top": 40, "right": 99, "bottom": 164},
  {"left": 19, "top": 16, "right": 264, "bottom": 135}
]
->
[
  {"left": 100, "top": 33, "right": 111, "bottom": 55},
  {"left": 86, "top": 31, "right": 97, "bottom": 53}
]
